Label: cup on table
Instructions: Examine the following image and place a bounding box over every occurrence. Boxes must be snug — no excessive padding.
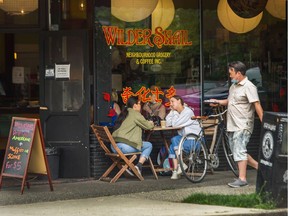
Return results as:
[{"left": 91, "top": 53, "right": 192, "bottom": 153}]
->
[{"left": 160, "top": 120, "right": 166, "bottom": 128}]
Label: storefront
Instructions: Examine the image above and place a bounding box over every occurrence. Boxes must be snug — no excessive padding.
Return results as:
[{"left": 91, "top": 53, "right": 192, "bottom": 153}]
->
[{"left": 0, "top": 0, "right": 287, "bottom": 178}]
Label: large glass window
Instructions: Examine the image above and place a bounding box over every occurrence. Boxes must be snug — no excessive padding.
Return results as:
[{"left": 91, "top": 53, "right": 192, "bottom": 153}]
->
[
  {"left": 0, "top": 0, "right": 38, "bottom": 27},
  {"left": 96, "top": 0, "right": 202, "bottom": 114},
  {"left": 202, "top": 0, "right": 287, "bottom": 113},
  {"left": 95, "top": 0, "right": 287, "bottom": 116},
  {"left": 0, "top": 33, "right": 39, "bottom": 107}
]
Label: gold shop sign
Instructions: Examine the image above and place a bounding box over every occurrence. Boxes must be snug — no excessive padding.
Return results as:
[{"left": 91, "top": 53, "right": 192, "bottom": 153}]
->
[{"left": 102, "top": 26, "right": 193, "bottom": 49}]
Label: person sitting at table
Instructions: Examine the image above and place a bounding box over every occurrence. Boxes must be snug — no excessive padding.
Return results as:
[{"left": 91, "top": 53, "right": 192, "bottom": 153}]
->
[
  {"left": 112, "top": 96, "right": 154, "bottom": 176},
  {"left": 165, "top": 95, "right": 201, "bottom": 180},
  {"left": 111, "top": 88, "right": 121, "bottom": 116},
  {"left": 142, "top": 85, "right": 166, "bottom": 121}
]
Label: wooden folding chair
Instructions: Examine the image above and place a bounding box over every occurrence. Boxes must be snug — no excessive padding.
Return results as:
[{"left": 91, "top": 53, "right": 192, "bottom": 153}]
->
[{"left": 91, "top": 125, "right": 158, "bottom": 183}]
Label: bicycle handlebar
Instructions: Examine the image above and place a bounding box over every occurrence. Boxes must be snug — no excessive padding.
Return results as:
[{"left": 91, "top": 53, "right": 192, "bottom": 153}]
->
[
  {"left": 203, "top": 100, "right": 219, "bottom": 104},
  {"left": 192, "top": 116, "right": 209, "bottom": 120},
  {"left": 192, "top": 109, "right": 227, "bottom": 120}
]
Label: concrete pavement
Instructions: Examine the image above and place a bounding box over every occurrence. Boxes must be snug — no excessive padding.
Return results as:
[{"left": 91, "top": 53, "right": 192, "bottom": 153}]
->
[
  {"left": 0, "top": 170, "right": 287, "bottom": 215},
  {"left": 0, "top": 194, "right": 285, "bottom": 216}
]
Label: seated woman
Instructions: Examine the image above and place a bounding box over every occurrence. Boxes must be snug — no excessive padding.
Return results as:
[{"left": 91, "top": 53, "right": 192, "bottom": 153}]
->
[
  {"left": 165, "top": 95, "right": 201, "bottom": 180},
  {"left": 108, "top": 89, "right": 121, "bottom": 125},
  {"left": 112, "top": 96, "right": 154, "bottom": 176},
  {"left": 111, "top": 89, "right": 121, "bottom": 116},
  {"left": 142, "top": 85, "right": 166, "bottom": 121}
]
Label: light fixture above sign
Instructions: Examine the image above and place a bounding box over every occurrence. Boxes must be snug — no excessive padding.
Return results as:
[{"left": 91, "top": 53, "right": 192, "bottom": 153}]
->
[
  {"left": 265, "top": 0, "right": 286, "bottom": 20},
  {"left": 152, "top": 0, "right": 175, "bottom": 34},
  {"left": 217, "top": 0, "right": 263, "bottom": 34},
  {"left": 111, "top": 0, "right": 159, "bottom": 22},
  {"left": 227, "top": 0, "right": 268, "bottom": 18},
  {"left": 0, "top": 0, "right": 38, "bottom": 15}
]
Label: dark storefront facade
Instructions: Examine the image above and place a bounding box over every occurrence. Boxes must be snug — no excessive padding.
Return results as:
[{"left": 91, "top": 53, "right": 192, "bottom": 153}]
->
[{"left": 0, "top": 1, "right": 287, "bottom": 178}]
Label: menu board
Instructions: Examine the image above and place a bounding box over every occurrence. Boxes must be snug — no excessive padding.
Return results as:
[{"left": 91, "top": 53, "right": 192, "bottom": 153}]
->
[
  {"left": 0, "top": 117, "right": 53, "bottom": 194},
  {"left": 2, "top": 118, "right": 36, "bottom": 177}
]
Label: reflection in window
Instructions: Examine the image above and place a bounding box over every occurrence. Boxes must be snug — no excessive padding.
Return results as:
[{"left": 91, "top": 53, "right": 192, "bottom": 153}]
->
[
  {"left": 0, "top": 0, "right": 38, "bottom": 26},
  {"left": 96, "top": 1, "right": 202, "bottom": 114},
  {"left": 95, "top": 0, "right": 287, "bottom": 115},
  {"left": 203, "top": 0, "right": 287, "bottom": 112}
]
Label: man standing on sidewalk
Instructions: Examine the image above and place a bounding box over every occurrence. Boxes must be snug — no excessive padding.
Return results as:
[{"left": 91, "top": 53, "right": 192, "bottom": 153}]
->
[{"left": 212, "top": 61, "right": 263, "bottom": 188}]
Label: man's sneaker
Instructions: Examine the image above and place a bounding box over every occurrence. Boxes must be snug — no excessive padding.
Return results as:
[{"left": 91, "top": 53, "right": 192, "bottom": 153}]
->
[
  {"left": 135, "top": 165, "right": 142, "bottom": 177},
  {"left": 122, "top": 165, "right": 134, "bottom": 177},
  {"left": 171, "top": 170, "right": 180, "bottom": 180},
  {"left": 177, "top": 163, "right": 188, "bottom": 175},
  {"left": 228, "top": 178, "right": 248, "bottom": 188}
]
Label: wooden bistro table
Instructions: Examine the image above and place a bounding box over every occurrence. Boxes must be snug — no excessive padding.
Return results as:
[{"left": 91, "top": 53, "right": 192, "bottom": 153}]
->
[{"left": 145, "top": 126, "right": 182, "bottom": 173}]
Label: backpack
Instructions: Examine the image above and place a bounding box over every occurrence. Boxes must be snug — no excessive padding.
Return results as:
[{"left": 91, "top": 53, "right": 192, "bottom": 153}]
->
[
  {"left": 157, "top": 146, "right": 173, "bottom": 176},
  {"left": 147, "top": 115, "right": 161, "bottom": 126}
]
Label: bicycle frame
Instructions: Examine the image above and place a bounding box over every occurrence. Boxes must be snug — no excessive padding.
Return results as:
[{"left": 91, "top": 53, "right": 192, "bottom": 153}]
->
[
  {"left": 176, "top": 107, "right": 226, "bottom": 158},
  {"left": 202, "top": 114, "right": 226, "bottom": 156},
  {"left": 177, "top": 106, "right": 238, "bottom": 183}
]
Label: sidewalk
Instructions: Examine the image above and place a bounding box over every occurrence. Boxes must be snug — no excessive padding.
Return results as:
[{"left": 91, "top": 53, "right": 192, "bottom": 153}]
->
[
  {"left": 0, "top": 193, "right": 286, "bottom": 216},
  {"left": 0, "top": 170, "right": 287, "bottom": 216}
]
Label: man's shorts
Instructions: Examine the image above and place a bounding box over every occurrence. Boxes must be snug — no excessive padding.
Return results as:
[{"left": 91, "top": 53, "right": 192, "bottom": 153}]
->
[{"left": 228, "top": 129, "right": 252, "bottom": 162}]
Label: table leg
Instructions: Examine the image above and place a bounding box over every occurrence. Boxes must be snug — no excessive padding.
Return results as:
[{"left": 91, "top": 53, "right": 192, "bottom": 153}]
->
[
  {"left": 159, "top": 131, "right": 169, "bottom": 165},
  {"left": 145, "top": 129, "right": 175, "bottom": 173}
]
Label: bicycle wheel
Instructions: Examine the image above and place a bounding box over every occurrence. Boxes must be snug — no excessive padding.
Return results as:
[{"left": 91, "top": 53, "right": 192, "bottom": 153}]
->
[
  {"left": 178, "top": 133, "right": 208, "bottom": 183},
  {"left": 222, "top": 132, "right": 239, "bottom": 177}
]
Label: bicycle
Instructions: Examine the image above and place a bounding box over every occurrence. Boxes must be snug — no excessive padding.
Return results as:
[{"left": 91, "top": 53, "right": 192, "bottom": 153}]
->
[{"left": 177, "top": 102, "right": 238, "bottom": 183}]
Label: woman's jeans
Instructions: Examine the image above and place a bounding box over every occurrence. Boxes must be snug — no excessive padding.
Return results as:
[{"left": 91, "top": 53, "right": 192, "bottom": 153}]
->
[
  {"left": 111, "top": 141, "right": 152, "bottom": 160},
  {"left": 168, "top": 135, "right": 199, "bottom": 159}
]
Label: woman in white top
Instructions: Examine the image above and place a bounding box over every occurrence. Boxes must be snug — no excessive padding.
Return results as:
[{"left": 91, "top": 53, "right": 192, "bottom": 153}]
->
[{"left": 165, "top": 95, "right": 201, "bottom": 180}]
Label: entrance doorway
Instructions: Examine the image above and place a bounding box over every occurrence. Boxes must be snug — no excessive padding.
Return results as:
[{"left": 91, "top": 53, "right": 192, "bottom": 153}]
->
[{"left": 39, "top": 30, "right": 90, "bottom": 178}]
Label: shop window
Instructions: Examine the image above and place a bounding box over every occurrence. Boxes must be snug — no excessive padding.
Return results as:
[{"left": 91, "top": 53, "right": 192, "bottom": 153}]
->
[
  {"left": 0, "top": 0, "right": 39, "bottom": 27},
  {"left": 96, "top": 0, "right": 202, "bottom": 115},
  {"left": 202, "top": 0, "right": 287, "bottom": 112},
  {"left": 48, "top": 0, "right": 89, "bottom": 30},
  {"left": 95, "top": 0, "right": 287, "bottom": 116},
  {"left": 0, "top": 33, "right": 39, "bottom": 107}
]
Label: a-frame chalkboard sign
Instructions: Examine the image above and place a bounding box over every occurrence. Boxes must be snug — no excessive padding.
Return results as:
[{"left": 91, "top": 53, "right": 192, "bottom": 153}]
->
[{"left": 0, "top": 117, "right": 53, "bottom": 194}]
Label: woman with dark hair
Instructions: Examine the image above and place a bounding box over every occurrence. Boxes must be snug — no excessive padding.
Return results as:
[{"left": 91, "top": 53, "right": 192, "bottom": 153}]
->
[
  {"left": 112, "top": 96, "right": 154, "bottom": 176},
  {"left": 165, "top": 95, "right": 201, "bottom": 180}
]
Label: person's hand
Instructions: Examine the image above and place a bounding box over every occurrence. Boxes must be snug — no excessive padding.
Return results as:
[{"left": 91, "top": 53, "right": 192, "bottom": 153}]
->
[
  {"left": 148, "top": 120, "right": 154, "bottom": 126},
  {"left": 205, "top": 99, "right": 219, "bottom": 107}
]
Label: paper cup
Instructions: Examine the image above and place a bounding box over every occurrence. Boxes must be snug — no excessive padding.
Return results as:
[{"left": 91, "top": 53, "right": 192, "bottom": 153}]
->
[{"left": 160, "top": 120, "right": 166, "bottom": 128}]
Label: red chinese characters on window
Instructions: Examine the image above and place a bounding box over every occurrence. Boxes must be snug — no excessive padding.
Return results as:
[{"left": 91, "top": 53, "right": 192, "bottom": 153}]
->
[
  {"left": 121, "top": 87, "right": 134, "bottom": 104},
  {"left": 120, "top": 86, "right": 176, "bottom": 105},
  {"left": 151, "top": 87, "right": 164, "bottom": 103},
  {"left": 164, "top": 86, "right": 176, "bottom": 107},
  {"left": 135, "top": 87, "right": 151, "bottom": 103}
]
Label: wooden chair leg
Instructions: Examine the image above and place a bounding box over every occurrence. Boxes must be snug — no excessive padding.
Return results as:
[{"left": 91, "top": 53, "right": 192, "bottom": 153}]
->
[
  {"left": 148, "top": 157, "right": 158, "bottom": 180},
  {"left": 111, "top": 155, "right": 144, "bottom": 183},
  {"left": 99, "top": 159, "right": 119, "bottom": 180},
  {"left": 126, "top": 155, "right": 144, "bottom": 181},
  {"left": 110, "top": 165, "right": 128, "bottom": 183}
]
